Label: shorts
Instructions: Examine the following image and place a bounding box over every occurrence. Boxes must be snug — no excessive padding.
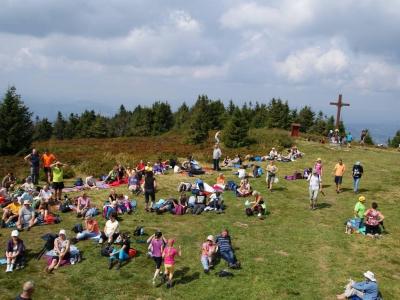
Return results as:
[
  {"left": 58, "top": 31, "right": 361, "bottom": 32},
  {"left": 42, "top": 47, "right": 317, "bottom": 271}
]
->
[
  {"left": 44, "top": 167, "right": 51, "bottom": 173},
  {"left": 52, "top": 251, "right": 70, "bottom": 262},
  {"left": 52, "top": 182, "right": 65, "bottom": 190},
  {"left": 267, "top": 174, "right": 275, "bottom": 183},
  {"left": 334, "top": 176, "right": 342, "bottom": 184},
  {"left": 164, "top": 264, "right": 175, "bottom": 274},
  {"left": 365, "top": 224, "right": 381, "bottom": 235}
]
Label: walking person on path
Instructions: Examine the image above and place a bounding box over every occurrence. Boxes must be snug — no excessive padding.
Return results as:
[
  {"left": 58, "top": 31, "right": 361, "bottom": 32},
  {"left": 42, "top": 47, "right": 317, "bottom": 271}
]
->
[
  {"left": 161, "top": 238, "right": 182, "bottom": 289},
  {"left": 307, "top": 169, "right": 322, "bottom": 210},
  {"left": 351, "top": 161, "right": 364, "bottom": 194},
  {"left": 332, "top": 159, "right": 345, "bottom": 194}
]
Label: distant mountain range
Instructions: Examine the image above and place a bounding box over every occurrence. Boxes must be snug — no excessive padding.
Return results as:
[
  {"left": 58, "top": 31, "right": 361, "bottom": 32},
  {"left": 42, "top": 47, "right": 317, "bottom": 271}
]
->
[{"left": 345, "top": 123, "right": 399, "bottom": 146}]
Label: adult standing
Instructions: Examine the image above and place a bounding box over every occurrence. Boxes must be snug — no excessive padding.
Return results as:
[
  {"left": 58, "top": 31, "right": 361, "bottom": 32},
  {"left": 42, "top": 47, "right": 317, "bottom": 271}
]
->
[
  {"left": 332, "top": 159, "right": 345, "bottom": 194},
  {"left": 360, "top": 130, "right": 366, "bottom": 149},
  {"left": 352, "top": 161, "right": 364, "bottom": 194},
  {"left": 336, "top": 271, "right": 378, "bottom": 300},
  {"left": 215, "top": 131, "right": 221, "bottom": 144},
  {"left": 14, "top": 281, "right": 35, "bottom": 300},
  {"left": 50, "top": 161, "right": 68, "bottom": 201},
  {"left": 364, "top": 202, "right": 385, "bottom": 239},
  {"left": 347, "top": 132, "right": 352, "bottom": 148},
  {"left": 306, "top": 169, "right": 322, "bottom": 210},
  {"left": 40, "top": 149, "right": 56, "bottom": 185},
  {"left": 266, "top": 161, "right": 279, "bottom": 192},
  {"left": 215, "top": 229, "right": 241, "bottom": 269},
  {"left": 24, "top": 148, "right": 40, "bottom": 185},
  {"left": 212, "top": 144, "right": 222, "bottom": 171},
  {"left": 353, "top": 196, "right": 366, "bottom": 229},
  {"left": 143, "top": 171, "right": 156, "bottom": 212}
]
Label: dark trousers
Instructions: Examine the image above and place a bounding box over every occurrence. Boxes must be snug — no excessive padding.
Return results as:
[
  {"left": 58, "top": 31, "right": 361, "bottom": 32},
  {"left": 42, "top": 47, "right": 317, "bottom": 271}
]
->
[{"left": 213, "top": 159, "right": 220, "bottom": 171}]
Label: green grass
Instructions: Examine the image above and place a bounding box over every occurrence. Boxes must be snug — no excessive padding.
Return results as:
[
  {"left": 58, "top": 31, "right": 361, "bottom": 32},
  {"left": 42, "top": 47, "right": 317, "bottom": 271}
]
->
[{"left": 2, "top": 140, "right": 400, "bottom": 299}]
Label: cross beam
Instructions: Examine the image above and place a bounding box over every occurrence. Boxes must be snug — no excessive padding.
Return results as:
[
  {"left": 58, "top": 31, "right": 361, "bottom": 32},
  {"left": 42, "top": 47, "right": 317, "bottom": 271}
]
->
[{"left": 330, "top": 94, "right": 350, "bottom": 129}]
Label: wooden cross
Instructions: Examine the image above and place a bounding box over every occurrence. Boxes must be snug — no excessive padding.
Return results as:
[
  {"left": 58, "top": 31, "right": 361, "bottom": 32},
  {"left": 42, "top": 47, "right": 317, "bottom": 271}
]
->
[{"left": 330, "top": 94, "right": 349, "bottom": 129}]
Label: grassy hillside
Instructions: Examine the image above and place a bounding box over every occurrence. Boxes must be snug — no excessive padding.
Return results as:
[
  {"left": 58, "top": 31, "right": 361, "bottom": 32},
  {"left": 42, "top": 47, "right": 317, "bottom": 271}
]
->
[{"left": 1, "top": 134, "right": 399, "bottom": 300}]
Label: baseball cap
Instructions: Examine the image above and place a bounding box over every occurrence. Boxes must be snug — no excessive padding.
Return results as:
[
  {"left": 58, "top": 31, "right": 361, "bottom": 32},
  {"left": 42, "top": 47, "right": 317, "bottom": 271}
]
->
[
  {"left": 356, "top": 161, "right": 360, "bottom": 165},
  {"left": 11, "top": 230, "right": 19, "bottom": 237},
  {"left": 23, "top": 200, "right": 30, "bottom": 205}
]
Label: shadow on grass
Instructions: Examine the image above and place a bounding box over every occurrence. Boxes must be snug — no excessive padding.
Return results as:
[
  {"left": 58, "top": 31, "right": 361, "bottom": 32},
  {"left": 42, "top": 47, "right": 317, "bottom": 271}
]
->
[
  {"left": 174, "top": 266, "right": 200, "bottom": 285},
  {"left": 322, "top": 184, "right": 331, "bottom": 188},
  {"left": 318, "top": 203, "right": 332, "bottom": 209},
  {"left": 270, "top": 187, "right": 288, "bottom": 192},
  {"left": 357, "top": 188, "right": 370, "bottom": 193}
]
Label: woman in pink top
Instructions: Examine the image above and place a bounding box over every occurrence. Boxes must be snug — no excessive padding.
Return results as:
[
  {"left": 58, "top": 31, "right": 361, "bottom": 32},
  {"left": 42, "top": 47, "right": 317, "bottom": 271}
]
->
[
  {"left": 201, "top": 235, "right": 216, "bottom": 274},
  {"left": 364, "top": 202, "right": 385, "bottom": 239},
  {"left": 162, "top": 238, "right": 182, "bottom": 289},
  {"left": 77, "top": 192, "right": 90, "bottom": 219},
  {"left": 76, "top": 215, "right": 100, "bottom": 241},
  {"left": 147, "top": 231, "right": 167, "bottom": 286}
]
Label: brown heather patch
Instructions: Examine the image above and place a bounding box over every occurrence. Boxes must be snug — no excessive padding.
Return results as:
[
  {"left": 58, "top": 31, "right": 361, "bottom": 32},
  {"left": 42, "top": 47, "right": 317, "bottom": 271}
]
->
[{"left": 274, "top": 250, "right": 289, "bottom": 256}]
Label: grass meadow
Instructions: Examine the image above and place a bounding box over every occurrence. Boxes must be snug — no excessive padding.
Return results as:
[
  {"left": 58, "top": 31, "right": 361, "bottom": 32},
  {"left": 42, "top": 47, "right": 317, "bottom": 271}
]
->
[{"left": 1, "top": 135, "right": 400, "bottom": 300}]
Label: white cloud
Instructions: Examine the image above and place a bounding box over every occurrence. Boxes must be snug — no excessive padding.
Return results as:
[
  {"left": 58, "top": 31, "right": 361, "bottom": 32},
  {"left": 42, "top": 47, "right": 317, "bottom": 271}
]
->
[{"left": 169, "top": 10, "right": 200, "bottom": 31}]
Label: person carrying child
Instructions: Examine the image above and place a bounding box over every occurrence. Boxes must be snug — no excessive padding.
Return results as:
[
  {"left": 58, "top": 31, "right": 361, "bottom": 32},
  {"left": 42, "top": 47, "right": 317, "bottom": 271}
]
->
[{"left": 162, "top": 238, "right": 182, "bottom": 289}]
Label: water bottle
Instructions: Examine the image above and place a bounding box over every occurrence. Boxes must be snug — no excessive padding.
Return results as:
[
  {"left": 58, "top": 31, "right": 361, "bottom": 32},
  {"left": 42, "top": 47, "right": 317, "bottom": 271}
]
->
[
  {"left": 140, "top": 227, "right": 144, "bottom": 236},
  {"left": 70, "top": 257, "right": 75, "bottom": 265}
]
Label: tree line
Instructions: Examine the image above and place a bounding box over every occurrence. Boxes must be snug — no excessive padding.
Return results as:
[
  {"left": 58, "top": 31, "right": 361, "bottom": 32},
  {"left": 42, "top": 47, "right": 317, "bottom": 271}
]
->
[{"left": 0, "top": 86, "right": 383, "bottom": 156}]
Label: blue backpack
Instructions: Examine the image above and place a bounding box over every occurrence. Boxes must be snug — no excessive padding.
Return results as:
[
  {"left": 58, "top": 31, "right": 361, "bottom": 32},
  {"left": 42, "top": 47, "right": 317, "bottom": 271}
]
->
[
  {"left": 74, "top": 178, "right": 83, "bottom": 186},
  {"left": 227, "top": 181, "right": 236, "bottom": 190}
]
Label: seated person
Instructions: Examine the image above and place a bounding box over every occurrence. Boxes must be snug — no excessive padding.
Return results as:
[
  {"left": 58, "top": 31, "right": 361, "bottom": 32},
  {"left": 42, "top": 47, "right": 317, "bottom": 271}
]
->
[
  {"left": 181, "top": 160, "right": 190, "bottom": 171},
  {"left": 5, "top": 230, "right": 25, "bottom": 273},
  {"left": 127, "top": 172, "right": 141, "bottom": 195},
  {"left": 169, "top": 158, "right": 177, "bottom": 169},
  {"left": 201, "top": 235, "right": 217, "bottom": 274},
  {"left": 96, "top": 211, "right": 119, "bottom": 247},
  {"left": 19, "top": 177, "right": 34, "bottom": 191},
  {"left": 125, "top": 166, "right": 135, "bottom": 178},
  {"left": 192, "top": 190, "right": 207, "bottom": 215},
  {"left": 189, "top": 156, "right": 201, "bottom": 170},
  {"left": 76, "top": 215, "right": 100, "bottom": 241},
  {"left": 20, "top": 188, "right": 34, "bottom": 203},
  {"left": 248, "top": 165, "right": 260, "bottom": 178},
  {"left": 108, "top": 232, "right": 130, "bottom": 270},
  {"left": 303, "top": 168, "right": 312, "bottom": 178},
  {"left": 237, "top": 178, "right": 251, "bottom": 196},
  {"left": 237, "top": 165, "right": 246, "bottom": 179},
  {"left": 249, "top": 190, "right": 265, "bottom": 217},
  {"left": 103, "top": 166, "right": 119, "bottom": 184},
  {"left": 173, "top": 164, "right": 182, "bottom": 174},
  {"left": 77, "top": 192, "right": 91, "bottom": 219},
  {"left": 156, "top": 197, "right": 176, "bottom": 214},
  {"left": 2, "top": 171, "right": 16, "bottom": 192},
  {"left": 269, "top": 148, "right": 278, "bottom": 159},
  {"left": 158, "top": 158, "right": 170, "bottom": 169},
  {"left": 178, "top": 182, "right": 193, "bottom": 192},
  {"left": 1, "top": 196, "right": 21, "bottom": 228},
  {"left": 17, "top": 200, "right": 37, "bottom": 231},
  {"left": 84, "top": 174, "right": 97, "bottom": 190},
  {"left": 336, "top": 270, "right": 378, "bottom": 300},
  {"left": 38, "top": 200, "right": 49, "bottom": 220},
  {"left": 136, "top": 160, "right": 146, "bottom": 178},
  {"left": 38, "top": 185, "right": 53, "bottom": 203},
  {"left": 109, "top": 188, "right": 117, "bottom": 202},
  {"left": 145, "top": 162, "right": 154, "bottom": 173},
  {"left": 178, "top": 192, "right": 189, "bottom": 213},
  {"left": 228, "top": 154, "right": 241, "bottom": 167},
  {"left": 215, "top": 173, "right": 225, "bottom": 189},
  {"left": 221, "top": 156, "right": 230, "bottom": 167},
  {"left": 276, "top": 153, "right": 283, "bottom": 161},
  {"left": 188, "top": 164, "right": 207, "bottom": 175},
  {"left": 117, "top": 194, "right": 133, "bottom": 214},
  {"left": 153, "top": 162, "right": 164, "bottom": 175},
  {"left": 46, "top": 229, "right": 70, "bottom": 273},
  {"left": 117, "top": 165, "right": 126, "bottom": 180},
  {"left": 205, "top": 192, "right": 225, "bottom": 212}
]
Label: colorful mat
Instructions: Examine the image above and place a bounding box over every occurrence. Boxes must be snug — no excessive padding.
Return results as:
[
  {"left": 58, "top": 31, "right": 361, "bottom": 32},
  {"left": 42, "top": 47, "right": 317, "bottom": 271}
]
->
[{"left": 107, "top": 178, "right": 128, "bottom": 187}]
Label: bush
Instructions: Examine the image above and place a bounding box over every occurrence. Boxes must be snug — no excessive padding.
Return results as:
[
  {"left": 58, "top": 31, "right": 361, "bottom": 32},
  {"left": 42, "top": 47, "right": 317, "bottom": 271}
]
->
[{"left": 248, "top": 128, "right": 294, "bottom": 151}]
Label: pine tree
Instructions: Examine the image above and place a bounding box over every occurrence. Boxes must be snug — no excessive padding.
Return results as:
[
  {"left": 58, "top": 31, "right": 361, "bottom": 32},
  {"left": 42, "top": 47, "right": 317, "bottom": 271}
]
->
[
  {"left": 183, "top": 99, "right": 210, "bottom": 145},
  {"left": 389, "top": 130, "right": 400, "bottom": 148},
  {"left": 222, "top": 107, "right": 249, "bottom": 148},
  {"left": 88, "top": 115, "right": 109, "bottom": 138},
  {"left": 53, "top": 111, "right": 66, "bottom": 140},
  {"left": 34, "top": 117, "right": 53, "bottom": 141},
  {"left": 298, "top": 105, "right": 315, "bottom": 133},
  {"left": 362, "top": 129, "right": 374, "bottom": 145},
  {"left": 151, "top": 101, "right": 173, "bottom": 135},
  {"left": 0, "top": 86, "right": 33, "bottom": 155}
]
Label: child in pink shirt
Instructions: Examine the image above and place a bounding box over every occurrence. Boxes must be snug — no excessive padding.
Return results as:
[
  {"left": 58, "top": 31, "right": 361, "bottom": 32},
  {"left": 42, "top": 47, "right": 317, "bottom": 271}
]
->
[{"left": 162, "top": 238, "right": 182, "bottom": 289}]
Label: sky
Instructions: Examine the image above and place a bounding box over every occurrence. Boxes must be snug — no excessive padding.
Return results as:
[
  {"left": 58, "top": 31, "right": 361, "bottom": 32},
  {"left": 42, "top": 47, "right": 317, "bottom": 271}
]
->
[{"left": 1, "top": 0, "right": 399, "bottom": 124}]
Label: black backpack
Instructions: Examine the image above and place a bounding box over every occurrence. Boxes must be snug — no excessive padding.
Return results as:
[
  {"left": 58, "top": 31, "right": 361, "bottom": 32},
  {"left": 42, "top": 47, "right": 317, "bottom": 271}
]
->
[
  {"left": 59, "top": 202, "right": 71, "bottom": 213},
  {"left": 100, "top": 245, "right": 114, "bottom": 257},
  {"left": 45, "top": 234, "right": 59, "bottom": 251},
  {"left": 245, "top": 208, "right": 253, "bottom": 216},
  {"left": 133, "top": 226, "right": 143, "bottom": 236},
  {"left": 71, "top": 222, "right": 83, "bottom": 233}
]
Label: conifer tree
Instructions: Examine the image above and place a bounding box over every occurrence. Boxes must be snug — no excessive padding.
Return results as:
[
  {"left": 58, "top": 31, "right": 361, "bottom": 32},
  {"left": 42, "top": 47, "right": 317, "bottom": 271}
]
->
[{"left": 222, "top": 107, "right": 249, "bottom": 148}]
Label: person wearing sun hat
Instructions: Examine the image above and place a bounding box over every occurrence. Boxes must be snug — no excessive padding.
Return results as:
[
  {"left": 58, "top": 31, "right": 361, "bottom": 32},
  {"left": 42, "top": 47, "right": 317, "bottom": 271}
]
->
[
  {"left": 201, "top": 235, "right": 217, "bottom": 274},
  {"left": 353, "top": 196, "right": 367, "bottom": 229},
  {"left": 46, "top": 229, "right": 71, "bottom": 273},
  {"left": 336, "top": 270, "right": 378, "bottom": 299},
  {"left": 307, "top": 169, "right": 322, "bottom": 210},
  {"left": 352, "top": 161, "right": 364, "bottom": 194},
  {"left": 17, "top": 200, "right": 37, "bottom": 231},
  {"left": 5, "top": 230, "right": 25, "bottom": 272}
]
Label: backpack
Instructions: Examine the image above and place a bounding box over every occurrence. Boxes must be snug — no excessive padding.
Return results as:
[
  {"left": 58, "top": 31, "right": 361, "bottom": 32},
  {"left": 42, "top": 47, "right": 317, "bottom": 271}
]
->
[
  {"left": 130, "top": 200, "right": 137, "bottom": 212},
  {"left": 44, "top": 214, "right": 56, "bottom": 225},
  {"left": 103, "top": 206, "right": 114, "bottom": 219},
  {"left": 128, "top": 248, "right": 137, "bottom": 258},
  {"left": 218, "top": 270, "right": 234, "bottom": 278},
  {"left": 174, "top": 205, "right": 184, "bottom": 215},
  {"left": 59, "top": 202, "right": 71, "bottom": 213},
  {"left": 71, "top": 222, "right": 83, "bottom": 233},
  {"left": 45, "top": 234, "right": 58, "bottom": 250},
  {"left": 100, "top": 245, "right": 114, "bottom": 257},
  {"left": 257, "top": 167, "right": 263, "bottom": 176},
  {"left": 233, "top": 184, "right": 238, "bottom": 194},
  {"left": 227, "top": 181, "right": 236, "bottom": 190},
  {"left": 1, "top": 199, "right": 12, "bottom": 208},
  {"left": 133, "top": 226, "right": 143, "bottom": 236},
  {"left": 245, "top": 208, "right": 253, "bottom": 216},
  {"left": 74, "top": 178, "right": 83, "bottom": 187}
]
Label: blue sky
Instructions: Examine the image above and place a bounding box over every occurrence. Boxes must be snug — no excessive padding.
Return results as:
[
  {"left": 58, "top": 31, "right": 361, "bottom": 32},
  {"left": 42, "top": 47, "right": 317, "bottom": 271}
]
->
[{"left": 1, "top": 0, "right": 399, "bottom": 123}]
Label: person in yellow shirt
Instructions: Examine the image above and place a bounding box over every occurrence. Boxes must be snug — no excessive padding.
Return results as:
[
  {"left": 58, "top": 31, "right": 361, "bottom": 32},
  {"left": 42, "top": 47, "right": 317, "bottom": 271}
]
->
[
  {"left": 1, "top": 197, "right": 22, "bottom": 228},
  {"left": 332, "top": 159, "right": 346, "bottom": 194}
]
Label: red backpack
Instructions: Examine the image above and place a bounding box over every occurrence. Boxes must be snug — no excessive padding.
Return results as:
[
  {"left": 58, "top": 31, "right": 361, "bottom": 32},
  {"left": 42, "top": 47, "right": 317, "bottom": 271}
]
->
[{"left": 44, "top": 214, "right": 55, "bottom": 225}]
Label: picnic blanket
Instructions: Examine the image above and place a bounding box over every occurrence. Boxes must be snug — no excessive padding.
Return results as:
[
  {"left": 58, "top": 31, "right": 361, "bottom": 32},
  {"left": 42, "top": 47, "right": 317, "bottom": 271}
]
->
[
  {"left": 59, "top": 186, "right": 85, "bottom": 193},
  {"left": 107, "top": 178, "right": 128, "bottom": 187},
  {"left": 96, "top": 182, "right": 110, "bottom": 189}
]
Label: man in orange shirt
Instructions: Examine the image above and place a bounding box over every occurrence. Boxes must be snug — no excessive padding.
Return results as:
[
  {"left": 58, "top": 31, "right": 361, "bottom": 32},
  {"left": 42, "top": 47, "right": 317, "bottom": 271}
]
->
[
  {"left": 41, "top": 149, "right": 57, "bottom": 185},
  {"left": 332, "top": 159, "right": 345, "bottom": 194}
]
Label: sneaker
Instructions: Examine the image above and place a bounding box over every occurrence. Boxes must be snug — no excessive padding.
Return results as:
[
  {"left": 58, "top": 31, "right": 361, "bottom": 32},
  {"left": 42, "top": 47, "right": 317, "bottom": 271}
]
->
[
  {"left": 337, "top": 190, "right": 340, "bottom": 194},
  {"left": 152, "top": 277, "right": 156, "bottom": 286},
  {"left": 20, "top": 261, "right": 25, "bottom": 269},
  {"left": 74, "top": 254, "right": 79, "bottom": 263},
  {"left": 228, "top": 264, "right": 236, "bottom": 269},
  {"left": 258, "top": 213, "right": 262, "bottom": 217},
  {"left": 204, "top": 269, "right": 209, "bottom": 274},
  {"left": 15, "top": 263, "right": 20, "bottom": 270},
  {"left": 166, "top": 282, "right": 171, "bottom": 289},
  {"left": 236, "top": 261, "right": 241, "bottom": 269},
  {"left": 24, "top": 226, "right": 30, "bottom": 231},
  {"left": 95, "top": 244, "right": 103, "bottom": 248},
  {"left": 313, "top": 206, "right": 316, "bottom": 210},
  {"left": 108, "top": 260, "right": 113, "bottom": 269},
  {"left": 309, "top": 205, "right": 313, "bottom": 209}
]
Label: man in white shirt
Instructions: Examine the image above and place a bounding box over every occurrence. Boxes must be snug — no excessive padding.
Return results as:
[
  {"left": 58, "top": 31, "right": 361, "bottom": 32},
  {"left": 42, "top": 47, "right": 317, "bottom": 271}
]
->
[
  {"left": 38, "top": 185, "right": 53, "bottom": 203},
  {"left": 212, "top": 144, "right": 222, "bottom": 171},
  {"left": 307, "top": 169, "right": 322, "bottom": 210}
]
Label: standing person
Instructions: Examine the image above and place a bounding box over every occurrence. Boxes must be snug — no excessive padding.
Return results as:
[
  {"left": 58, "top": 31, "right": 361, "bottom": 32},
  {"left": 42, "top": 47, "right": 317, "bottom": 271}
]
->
[
  {"left": 364, "top": 202, "right": 385, "bottom": 239},
  {"left": 162, "top": 238, "right": 182, "bottom": 289},
  {"left": 336, "top": 271, "right": 378, "bottom": 300},
  {"left": 143, "top": 171, "right": 156, "bottom": 212},
  {"left": 24, "top": 148, "right": 40, "bottom": 185},
  {"left": 212, "top": 144, "right": 222, "bottom": 171},
  {"left": 353, "top": 196, "right": 367, "bottom": 229},
  {"left": 14, "top": 280, "right": 35, "bottom": 300},
  {"left": 314, "top": 158, "right": 323, "bottom": 177},
  {"left": 50, "top": 161, "right": 68, "bottom": 201},
  {"left": 332, "top": 159, "right": 345, "bottom": 194},
  {"left": 5, "top": 230, "right": 25, "bottom": 273},
  {"left": 215, "top": 229, "right": 241, "bottom": 269},
  {"left": 40, "top": 149, "right": 57, "bottom": 185},
  {"left": 307, "top": 169, "right": 322, "bottom": 210},
  {"left": 347, "top": 132, "right": 352, "bottom": 148},
  {"left": 201, "top": 235, "right": 216, "bottom": 274},
  {"left": 215, "top": 131, "right": 221, "bottom": 144},
  {"left": 266, "top": 161, "right": 279, "bottom": 192},
  {"left": 360, "top": 130, "right": 366, "bottom": 149},
  {"left": 352, "top": 161, "right": 364, "bottom": 194},
  {"left": 108, "top": 232, "right": 130, "bottom": 270},
  {"left": 147, "top": 231, "right": 167, "bottom": 285}
]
